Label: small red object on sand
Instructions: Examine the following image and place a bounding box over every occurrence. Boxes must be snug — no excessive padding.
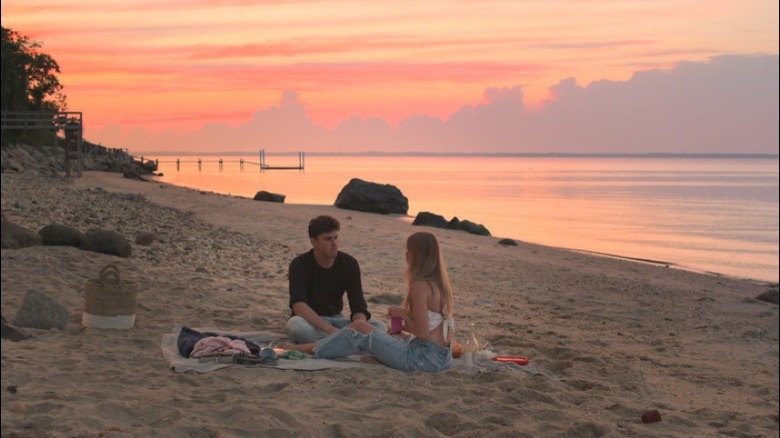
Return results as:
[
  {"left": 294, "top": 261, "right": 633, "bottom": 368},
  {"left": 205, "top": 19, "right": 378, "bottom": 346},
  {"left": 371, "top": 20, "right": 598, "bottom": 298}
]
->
[
  {"left": 492, "top": 356, "right": 529, "bottom": 365},
  {"left": 641, "top": 410, "right": 662, "bottom": 423}
]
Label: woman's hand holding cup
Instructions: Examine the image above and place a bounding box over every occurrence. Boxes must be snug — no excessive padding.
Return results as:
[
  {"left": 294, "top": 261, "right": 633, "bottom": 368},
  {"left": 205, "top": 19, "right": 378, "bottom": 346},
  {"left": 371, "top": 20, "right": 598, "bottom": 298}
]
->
[{"left": 387, "top": 306, "right": 405, "bottom": 334}]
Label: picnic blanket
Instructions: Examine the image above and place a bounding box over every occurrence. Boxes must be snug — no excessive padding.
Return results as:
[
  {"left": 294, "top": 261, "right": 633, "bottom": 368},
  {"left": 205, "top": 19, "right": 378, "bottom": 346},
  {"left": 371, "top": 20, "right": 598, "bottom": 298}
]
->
[
  {"left": 161, "top": 324, "right": 377, "bottom": 372},
  {"left": 161, "top": 323, "right": 549, "bottom": 375}
]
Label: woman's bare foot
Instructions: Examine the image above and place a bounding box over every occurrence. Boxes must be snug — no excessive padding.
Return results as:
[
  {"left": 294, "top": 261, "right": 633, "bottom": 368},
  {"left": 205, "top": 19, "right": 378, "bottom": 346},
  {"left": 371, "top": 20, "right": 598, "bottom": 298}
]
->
[
  {"left": 278, "top": 342, "right": 315, "bottom": 354},
  {"left": 359, "top": 356, "right": 381, "bottom": 365}
]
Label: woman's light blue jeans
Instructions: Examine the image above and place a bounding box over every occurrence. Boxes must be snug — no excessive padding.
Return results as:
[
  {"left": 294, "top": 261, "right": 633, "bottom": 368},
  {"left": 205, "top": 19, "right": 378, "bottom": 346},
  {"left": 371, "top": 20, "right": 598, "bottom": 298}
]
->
[
  {"left": 286, "top": 315, "right": 387, "bottom": 344},
  {"left": 312, "top": 328, "right": 452, "bottom": 373}
]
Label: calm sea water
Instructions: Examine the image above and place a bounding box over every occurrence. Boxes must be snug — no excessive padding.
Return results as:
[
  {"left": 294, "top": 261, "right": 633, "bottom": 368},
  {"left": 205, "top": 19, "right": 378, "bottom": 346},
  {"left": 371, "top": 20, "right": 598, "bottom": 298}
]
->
[{"left": 147, "top": 154, "right": 779, "bottom": 283}]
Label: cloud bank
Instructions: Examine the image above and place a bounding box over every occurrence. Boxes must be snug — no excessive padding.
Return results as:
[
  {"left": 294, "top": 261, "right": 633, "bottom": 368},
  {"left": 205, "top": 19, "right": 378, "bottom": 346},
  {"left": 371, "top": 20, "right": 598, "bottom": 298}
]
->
[{"left": 114, "top": 54, "right": 778, "bottom": 155}]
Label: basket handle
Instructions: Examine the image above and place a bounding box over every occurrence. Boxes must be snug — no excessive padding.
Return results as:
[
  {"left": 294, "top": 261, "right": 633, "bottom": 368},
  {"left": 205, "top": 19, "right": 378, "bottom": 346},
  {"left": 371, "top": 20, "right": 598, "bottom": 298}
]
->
[{"left": 99, "top": 264, "right": 121, "bottom": 285}]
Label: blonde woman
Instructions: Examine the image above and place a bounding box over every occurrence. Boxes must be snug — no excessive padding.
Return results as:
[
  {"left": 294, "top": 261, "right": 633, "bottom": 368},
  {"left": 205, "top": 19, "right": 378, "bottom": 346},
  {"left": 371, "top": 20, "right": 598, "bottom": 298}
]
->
[{"left": 283, "top": 231, "right": 454, "bottom": 372}]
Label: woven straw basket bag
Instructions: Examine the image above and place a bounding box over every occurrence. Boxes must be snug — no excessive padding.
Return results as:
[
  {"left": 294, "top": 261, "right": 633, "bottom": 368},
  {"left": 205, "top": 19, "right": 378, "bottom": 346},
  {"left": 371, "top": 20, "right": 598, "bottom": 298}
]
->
[{"left": 82, "top": 264, "right": 138, "bottom": 329}]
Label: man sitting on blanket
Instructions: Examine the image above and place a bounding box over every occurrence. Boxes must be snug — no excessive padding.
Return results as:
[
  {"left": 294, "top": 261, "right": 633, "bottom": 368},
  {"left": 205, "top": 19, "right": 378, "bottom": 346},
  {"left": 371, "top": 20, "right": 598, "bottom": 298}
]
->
[{"left": 286, "top": 215, "right": 386, "bottom": 343}]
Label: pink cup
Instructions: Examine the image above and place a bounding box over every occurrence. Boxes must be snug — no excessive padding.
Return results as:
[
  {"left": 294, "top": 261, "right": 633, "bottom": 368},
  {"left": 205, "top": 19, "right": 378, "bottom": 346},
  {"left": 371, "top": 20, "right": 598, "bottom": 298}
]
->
[{"left": 390, "top": 316, "right": 403, "bottom": 333}]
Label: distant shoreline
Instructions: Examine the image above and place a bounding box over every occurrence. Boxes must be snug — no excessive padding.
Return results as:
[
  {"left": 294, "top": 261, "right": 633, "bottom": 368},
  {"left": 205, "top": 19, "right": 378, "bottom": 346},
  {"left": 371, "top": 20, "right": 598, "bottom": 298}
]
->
[{"left": 132, "top": 151, "right": 780, "bottom": 159}]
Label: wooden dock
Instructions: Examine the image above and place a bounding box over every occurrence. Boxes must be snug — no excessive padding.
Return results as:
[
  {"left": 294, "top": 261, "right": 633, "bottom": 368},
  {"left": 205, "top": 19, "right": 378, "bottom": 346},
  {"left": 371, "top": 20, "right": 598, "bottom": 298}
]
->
[
  {"left": 260, "top": 149, "right": 304, "bottom": 170},
  {"left": 144, "top": 149, "right": 305, "bottom": 172}
]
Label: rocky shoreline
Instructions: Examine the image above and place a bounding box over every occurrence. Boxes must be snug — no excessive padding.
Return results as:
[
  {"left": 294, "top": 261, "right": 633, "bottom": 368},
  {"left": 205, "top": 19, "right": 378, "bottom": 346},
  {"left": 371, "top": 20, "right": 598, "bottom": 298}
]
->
[{"left": 0, "top": 142, "right": 155, "bottom": 178}]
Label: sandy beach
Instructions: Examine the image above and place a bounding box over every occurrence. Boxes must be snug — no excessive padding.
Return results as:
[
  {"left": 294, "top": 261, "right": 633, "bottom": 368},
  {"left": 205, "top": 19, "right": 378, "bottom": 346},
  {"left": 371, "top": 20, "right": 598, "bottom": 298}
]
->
[{"left": 2, "top": 170, "right": 778, "bottom": 437}]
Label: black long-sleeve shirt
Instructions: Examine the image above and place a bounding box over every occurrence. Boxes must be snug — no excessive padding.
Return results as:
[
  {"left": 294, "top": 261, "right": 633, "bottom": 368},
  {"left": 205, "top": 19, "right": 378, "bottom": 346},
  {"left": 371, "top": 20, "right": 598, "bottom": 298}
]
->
[{"left": 288, "top": 249, "right": 372, "bottom": 320}]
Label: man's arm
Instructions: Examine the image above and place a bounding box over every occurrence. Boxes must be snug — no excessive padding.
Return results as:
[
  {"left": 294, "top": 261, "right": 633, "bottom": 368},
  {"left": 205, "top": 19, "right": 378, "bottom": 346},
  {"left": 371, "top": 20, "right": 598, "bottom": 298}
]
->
[
  {"left": 351, "top": 311, "right": 368, "bottom": 322},
  {"left": 342, "top": 255, "right": 371, "bottom": 321}
]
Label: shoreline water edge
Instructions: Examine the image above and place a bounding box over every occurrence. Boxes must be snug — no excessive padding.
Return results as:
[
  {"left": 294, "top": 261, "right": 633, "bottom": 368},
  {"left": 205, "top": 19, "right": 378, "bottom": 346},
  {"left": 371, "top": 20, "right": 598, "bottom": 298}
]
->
[
  {"left": 146, "top": 154, "right": 779, "bottom": 283},
  {"left": 1, "top": 170, "right": 778, "bottom": 436}
]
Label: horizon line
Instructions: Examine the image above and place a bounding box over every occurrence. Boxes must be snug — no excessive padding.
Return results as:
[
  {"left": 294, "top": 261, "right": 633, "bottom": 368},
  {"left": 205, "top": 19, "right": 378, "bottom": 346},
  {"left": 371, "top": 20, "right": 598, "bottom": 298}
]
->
[{"left": 128, "top": 150, "right": 780, "bottom": 159}]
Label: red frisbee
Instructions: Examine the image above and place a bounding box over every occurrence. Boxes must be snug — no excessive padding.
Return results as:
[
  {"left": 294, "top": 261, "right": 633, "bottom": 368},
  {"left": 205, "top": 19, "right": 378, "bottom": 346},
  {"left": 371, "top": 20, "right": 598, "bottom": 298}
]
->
[{"left": 492, "top": 356, "right": 530, "bottom": 365}]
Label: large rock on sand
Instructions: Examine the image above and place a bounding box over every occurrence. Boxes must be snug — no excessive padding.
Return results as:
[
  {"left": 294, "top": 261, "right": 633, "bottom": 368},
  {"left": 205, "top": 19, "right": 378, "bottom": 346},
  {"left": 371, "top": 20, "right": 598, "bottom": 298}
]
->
[
  {"left": 412, "top": 211, "right": 449, "bottom": 228},
  {"left": 412, "top": 211, "right": 492, "bottom": 237},
  {"left": 12, "top": 291, "right": 69, "bottom": 330},
  {"left": 334, "top": 178, "right": 408, "bottom": 215},
  {"left": 39, "top": 223, "right": 83, "bottom": 247},
  {"left": 1, "top": 216, "right": 42, "bottom": 249},
  {"left": 447, "top": 217, "right": 491, "bottom": 236},
  {"left": 254, "top": 190, "right": 286, "bottom": 203},
  {"left": 80, "top": 229, "right": 132, "bottom": 258}
]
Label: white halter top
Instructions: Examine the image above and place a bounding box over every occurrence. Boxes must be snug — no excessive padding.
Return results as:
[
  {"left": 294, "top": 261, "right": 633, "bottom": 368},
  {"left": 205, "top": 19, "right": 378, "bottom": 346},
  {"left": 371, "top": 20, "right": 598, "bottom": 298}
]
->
[{"left": 427, "top": 310, "right": 454, "bottom": 340}]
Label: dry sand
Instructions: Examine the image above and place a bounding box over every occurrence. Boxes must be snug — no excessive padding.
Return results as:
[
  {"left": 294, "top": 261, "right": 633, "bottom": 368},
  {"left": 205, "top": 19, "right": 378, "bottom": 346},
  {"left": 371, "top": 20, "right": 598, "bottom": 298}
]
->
[{"left": 1, "top": 170, "right": 778, "bottom": 437}]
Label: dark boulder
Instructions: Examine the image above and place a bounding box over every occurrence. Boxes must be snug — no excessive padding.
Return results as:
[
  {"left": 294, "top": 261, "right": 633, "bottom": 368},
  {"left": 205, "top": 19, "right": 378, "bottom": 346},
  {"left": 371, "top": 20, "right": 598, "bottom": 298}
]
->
[
  {"left": 412, "top": 211, "right": 449, "bottom": 228},
  {"left": 12, "top": 291, "right": 69, "bottom": 330},
  {"left": 411, "top": 212, "right": 491, "bottom": 237},
  {"left": 254, "top": 190, "right": 286, "bottom": 203},
  {"left": 445, "top": 217, "right": 491, "bottom": 236},
  {"left": 122, "top": 164, "right": 148, "bottom": 181},
  {"left": 445, "top": 217, "right": 463, "bottom": 230},
  {"left": 1, "top": 216, "right": 42, "bottom": 249},
  {"left": 451, "top": 219, "right": 491, "bottom": 236},
  {"left": 756, "top": 288, "right": 779, "bottom": 304},
  {"left": 39, "top": 223, "right": 83, "bottom": 247},
  {"left": 80, "top": 229, "right": 132, "bottom": 258},
  {"left": 141, "top": 159, "right": 158, "bottom": 173},
  {"left": 334, "top": 178, "right": 408, "bottom": 215}
]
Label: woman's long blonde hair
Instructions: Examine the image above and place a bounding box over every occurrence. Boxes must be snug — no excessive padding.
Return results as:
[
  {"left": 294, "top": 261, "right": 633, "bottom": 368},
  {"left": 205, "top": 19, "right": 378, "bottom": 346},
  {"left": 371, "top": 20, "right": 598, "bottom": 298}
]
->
[{"left": 402, "top": 231, "right": 453, "bottom": 318}]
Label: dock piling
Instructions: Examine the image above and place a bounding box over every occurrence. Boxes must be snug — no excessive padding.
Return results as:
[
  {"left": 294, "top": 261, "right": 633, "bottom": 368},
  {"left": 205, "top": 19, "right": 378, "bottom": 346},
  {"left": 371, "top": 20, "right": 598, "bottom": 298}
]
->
[{"left": 155, "top": 151, "right": 304, "bottom": 172}]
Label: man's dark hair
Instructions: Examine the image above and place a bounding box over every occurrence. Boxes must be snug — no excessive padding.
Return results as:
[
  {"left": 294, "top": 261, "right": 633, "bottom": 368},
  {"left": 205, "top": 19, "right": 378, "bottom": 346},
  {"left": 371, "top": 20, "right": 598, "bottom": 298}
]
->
[{"left": 308, "top": 215, "right": 340, "bottom": 238}]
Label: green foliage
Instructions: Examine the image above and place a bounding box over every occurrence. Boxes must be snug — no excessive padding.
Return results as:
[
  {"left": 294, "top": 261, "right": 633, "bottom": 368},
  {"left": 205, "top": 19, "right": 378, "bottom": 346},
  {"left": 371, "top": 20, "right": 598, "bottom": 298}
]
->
[{"left": 1, "top": 26, "right": 67, "bottom": 112}]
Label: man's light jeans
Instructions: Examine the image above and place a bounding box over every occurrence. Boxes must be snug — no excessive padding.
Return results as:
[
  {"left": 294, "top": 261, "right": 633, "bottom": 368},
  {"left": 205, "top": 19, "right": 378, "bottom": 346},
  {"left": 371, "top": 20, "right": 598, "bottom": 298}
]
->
[{"left": 286, "top": 314, "right": 387, "bottom": 343}]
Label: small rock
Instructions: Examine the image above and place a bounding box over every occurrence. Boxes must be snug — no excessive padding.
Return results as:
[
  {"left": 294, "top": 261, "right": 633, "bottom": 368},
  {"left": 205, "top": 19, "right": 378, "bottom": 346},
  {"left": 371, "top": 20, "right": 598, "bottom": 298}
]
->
[
  {"left": 641, "top": 410, "right": 662, "bottom": 423},
  {"left": 10, "top": 402, "right": 28, "bottom": 413},
  {"left": 1, "top": 315, "right": 32, "bottom": 341},
  {"left": 756, "top": 288, "right": 779, "bottom": 304},
  {"left": 135, "top": 231, "right": 158, "bottom": 246},
  {"left": 253, "top": 190, "right": 286, "bottom": 203}
]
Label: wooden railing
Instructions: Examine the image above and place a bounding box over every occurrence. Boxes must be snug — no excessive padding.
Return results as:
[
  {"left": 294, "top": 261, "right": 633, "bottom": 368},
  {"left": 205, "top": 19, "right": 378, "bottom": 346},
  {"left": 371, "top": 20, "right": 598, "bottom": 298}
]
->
[{"left": 1, "top": 110, "right": 83, "bottom": 177}]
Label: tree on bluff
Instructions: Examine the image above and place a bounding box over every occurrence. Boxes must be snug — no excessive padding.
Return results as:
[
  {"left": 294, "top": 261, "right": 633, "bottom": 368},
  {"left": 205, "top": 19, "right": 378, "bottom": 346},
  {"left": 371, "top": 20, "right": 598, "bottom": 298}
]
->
[{"left": 1, "top": 26, "right": 67, "bottom": 112}]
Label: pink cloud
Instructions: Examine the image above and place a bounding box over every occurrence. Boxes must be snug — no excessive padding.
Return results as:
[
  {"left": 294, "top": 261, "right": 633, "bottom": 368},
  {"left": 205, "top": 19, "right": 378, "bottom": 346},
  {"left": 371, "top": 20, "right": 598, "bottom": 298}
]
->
[{"left": 117, "top": 54, "right": 778, "bottom": 155}]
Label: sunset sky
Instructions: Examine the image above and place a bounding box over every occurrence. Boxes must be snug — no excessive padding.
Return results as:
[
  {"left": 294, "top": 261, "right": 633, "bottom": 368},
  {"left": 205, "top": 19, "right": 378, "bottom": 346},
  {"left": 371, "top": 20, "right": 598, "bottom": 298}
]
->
[{"left": 2, "top": 0, "right": 778, "bottom": 154}]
